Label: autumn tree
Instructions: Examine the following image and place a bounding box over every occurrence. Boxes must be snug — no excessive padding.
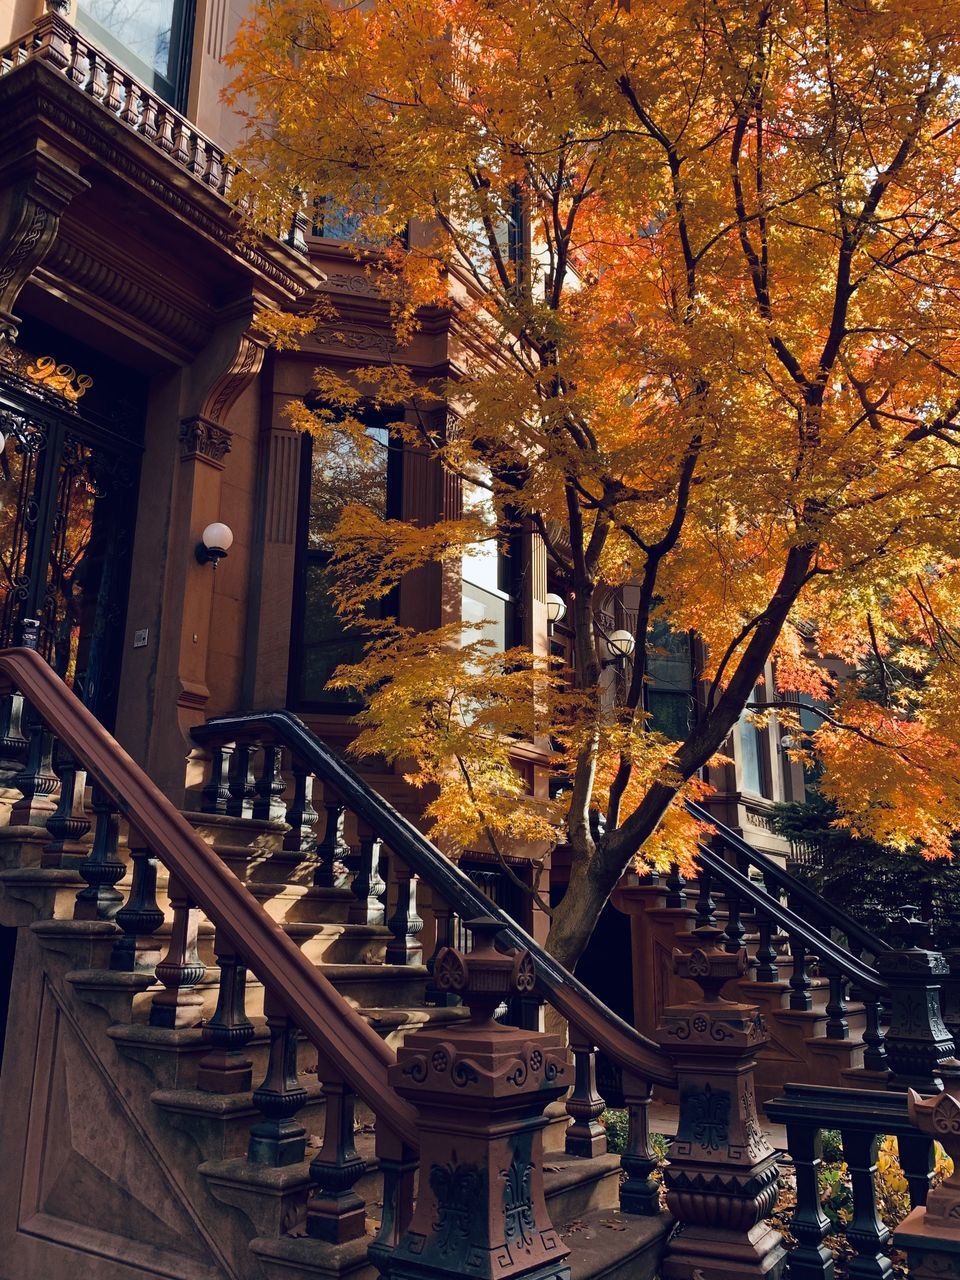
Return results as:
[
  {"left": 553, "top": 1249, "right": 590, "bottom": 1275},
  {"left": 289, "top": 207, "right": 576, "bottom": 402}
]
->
[{"left": 228, "top": 0, "right": 960, "bottom": 969}]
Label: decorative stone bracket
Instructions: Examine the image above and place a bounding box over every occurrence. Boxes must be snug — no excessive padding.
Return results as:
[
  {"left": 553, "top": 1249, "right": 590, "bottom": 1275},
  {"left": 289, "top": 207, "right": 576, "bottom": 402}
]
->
[{"left": 0, "top": 152, "right": 90, "bottom": 353}]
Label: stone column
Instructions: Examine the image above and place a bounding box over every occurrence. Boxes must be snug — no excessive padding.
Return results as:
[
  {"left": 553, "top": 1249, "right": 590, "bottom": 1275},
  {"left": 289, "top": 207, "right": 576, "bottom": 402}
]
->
[
  {"left": 896, "top": 1060, "right": 960, "bottom": 1277},
  {"left": 656, "top": 926, "right": 785, "bottom": 1280},
  {"left": 378, "top": 916, "right": 571, "bottom": 1280},
  {"left": 877, "top": 907, "right": 955, "bottom": 1092}
]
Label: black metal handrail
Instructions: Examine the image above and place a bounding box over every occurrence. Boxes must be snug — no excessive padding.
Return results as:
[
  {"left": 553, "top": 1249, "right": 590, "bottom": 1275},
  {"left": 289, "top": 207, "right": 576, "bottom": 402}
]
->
[
  {"left": 193, "top": 709, "right": 677, "bottom": 1088},
  {"left": 685, "top": 798, "right": 890, "bottom": 959},
  {"left": 694, "top": 842, "right": 886, "bottom": 996}
]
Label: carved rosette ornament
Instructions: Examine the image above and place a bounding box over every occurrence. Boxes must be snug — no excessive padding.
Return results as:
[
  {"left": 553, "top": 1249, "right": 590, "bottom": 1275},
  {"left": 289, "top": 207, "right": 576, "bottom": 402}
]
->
[
  {"left": 896, "top": 1061, "right": 960, "bottom": 1277},
  {"left": 378, "top": 918, "right": 570, "bottom": 1280},
  {"left": 656, "top": 926, "right": 785, "bottom": 1280}
]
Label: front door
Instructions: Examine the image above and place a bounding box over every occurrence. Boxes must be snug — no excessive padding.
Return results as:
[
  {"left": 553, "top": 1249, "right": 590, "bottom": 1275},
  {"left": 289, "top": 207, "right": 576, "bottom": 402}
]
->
[{"left": 0, "top": 341, "right": 142, "bottom": 729}]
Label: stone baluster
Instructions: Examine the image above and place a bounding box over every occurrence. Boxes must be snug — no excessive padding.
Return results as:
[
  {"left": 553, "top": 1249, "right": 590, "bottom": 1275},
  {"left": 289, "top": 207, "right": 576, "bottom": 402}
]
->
[
  {"left": 425, "top": 897, "right": 457, "bottom": 1006},
  {"left": 859, "top": 992, "right": 889, "bottom": 1074},
  {"left": 877, "top": 908, "right": 955, "bottom": 1091},
  {"left": 172, "top": 121, "right": 191, "bottom": 166},
  {"left": 665, "top": 861, "right": 687, "bottom": 909},
  {"left": 565, "top": 1035, "right": 607, "bottom": 1157},
  {"left": 314, "top": 801, "right": 349, "bottom": 888},
  {"left": 204, "top": 146, "right": 223, "bottom": 191},
  {"left": 656, "top": 925, "right": 784, "bottom": 1280},
  {"left": 753, "top": 913, "right": 781, "bottom": 984},
  {"left": 226, "top": 743, "right": 257, "bottom": 819},
  {"left": 197, "top": 945, "right": 254, "bottom": 1093},
  {"left": 65, "top": 36, "right": 86, "bottom": 84},
  {"left": 306, "top": 1059, "right": 367, "bottom": 1242},
  {"left": 284, "top": 762, "right": 318, "bottom": 857},
  {"left": 823, "top": 964, "right": 850, "bottom": 1040},
  {"left": 0, "top": 690, "right": 28, "bottom": 786},
  {"left": 781, "top": 1124, "right": 834, "bottom": 1280},
  {"left": 110, "top": 830, "right": 164, "bottom": 970},
  {"left": 149, "top": 879, "right": 205, "bottom": 1027},
  {"left": 619, "top": 1072, "right": 661, "bottom": 1216},
  {"left": 87, "top": 51, "right": 107, "bottom": 101},
  {"left": 103, "top": 62, "right": 123, "bottom": 113},
  {"left": 385, "top": 867, "right": 423, "bottom": 966},
  {"left": 138, "top": 89, "right": 158, "bottom": 138},
  {"left": 9, "top": 702, "right": 59, "bottom": 826},
  {"left": 119, "top": 77, "right": 139, "bottom": 125},
  {"left": 156, "top": 108, "right": 175, "bottom": 153},
  {"left": 840, "top": 1128, "right": 892, "bottom": 1278},
  {"left": 201, "top": 742, "right": 233, "bottom": 814},
  {"left": 897, "top": 1062, "right": 960, "bottom": 1272},
  {"left": 248, "top": 1000, "right": 308, "bottom": 1166},
  {"left": 788, "top": 931, "right": 814, "bottom": 1010},
  {"left": 349, "top": 833, "right": 386, "bottom": 925},
  {"left": 723, "top": 888, "right": 746, "bottom": 954},
  {"left": 74, "top": 784, "right": 125, "bottom": 919},
  {"left": 695, "top": 867, "right": 717, "bottom": 930},
  {"left": 251, "top": 744, "right": 287, "bottom": 822},
  {"left": 368, "top": 1127, "right": 417, "bottom": 1275},
  {"left": 379, "top": 916, "right": 571, "bottom": 1280},
  {"left": 43, "top": 746, "right": 89, "bottom": 865}
]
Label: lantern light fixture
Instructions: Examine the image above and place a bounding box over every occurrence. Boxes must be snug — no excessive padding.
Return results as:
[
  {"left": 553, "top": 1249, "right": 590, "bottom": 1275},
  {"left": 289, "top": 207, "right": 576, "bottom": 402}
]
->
[
  {"left": 196, "top": 521, "right": 234, "bottom": 569},
  {"left": 604, "top": 628, "right": 636, "bottom": 665},
  {"left": 545, "top": 593, "right": 567, "bottom": 627}
]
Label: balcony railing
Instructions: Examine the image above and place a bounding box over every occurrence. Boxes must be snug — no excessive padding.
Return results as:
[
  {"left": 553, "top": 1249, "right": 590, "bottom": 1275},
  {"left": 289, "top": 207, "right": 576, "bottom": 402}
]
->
[{"left": 0, "top": 9, "right": 236, "bottom": 199}]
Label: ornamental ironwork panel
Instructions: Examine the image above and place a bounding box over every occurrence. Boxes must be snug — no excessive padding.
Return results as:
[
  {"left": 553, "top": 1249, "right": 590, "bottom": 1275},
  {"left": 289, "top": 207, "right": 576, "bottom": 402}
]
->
[{"left": 0, "top": 349, "right": 142, "bottom": 728}]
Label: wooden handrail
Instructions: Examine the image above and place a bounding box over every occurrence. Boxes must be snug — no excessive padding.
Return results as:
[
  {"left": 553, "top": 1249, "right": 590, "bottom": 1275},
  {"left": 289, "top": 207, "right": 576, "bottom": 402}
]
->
[
  {"left": 0, "top": 648, "right": 418, "bottom": 1146},
  {"left": 194, "top": 708, "right": 679, "bottom": 1089}
]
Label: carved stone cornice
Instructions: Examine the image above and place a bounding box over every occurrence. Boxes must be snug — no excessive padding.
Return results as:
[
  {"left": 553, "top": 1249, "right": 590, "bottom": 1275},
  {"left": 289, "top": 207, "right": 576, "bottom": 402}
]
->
[
  {"left": 0, "top": 61, "right": 321, "bottom": 307},
  {"left": 178, "top": 416, "right": 233, "bottom": 470},
  {"left": 312, "top": 322, "right": 398, "bottom": 355}
]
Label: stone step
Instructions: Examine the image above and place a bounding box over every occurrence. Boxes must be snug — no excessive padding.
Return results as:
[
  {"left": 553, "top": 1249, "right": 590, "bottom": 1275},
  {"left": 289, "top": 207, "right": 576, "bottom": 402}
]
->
[{"left": 559, "top": 1207, "right": 672, "bottom": 1280}]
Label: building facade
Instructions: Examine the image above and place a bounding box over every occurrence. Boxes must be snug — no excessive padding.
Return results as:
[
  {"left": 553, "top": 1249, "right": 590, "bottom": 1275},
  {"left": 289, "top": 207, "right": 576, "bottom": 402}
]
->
[{"left": 0, "top": 0, "right": 803, "bottom": 904}]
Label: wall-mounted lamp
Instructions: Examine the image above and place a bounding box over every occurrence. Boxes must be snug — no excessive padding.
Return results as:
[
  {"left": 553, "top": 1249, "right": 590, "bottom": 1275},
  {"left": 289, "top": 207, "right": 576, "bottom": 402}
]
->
[
  {"left": 603, "top": 628, "right": 636, "bottom": 668},
  {"left": 195, "top": 521, "right": 234, "bottom": 569},
  {"left": 545, "top": 593, "right": 567, "bottom": 631}
]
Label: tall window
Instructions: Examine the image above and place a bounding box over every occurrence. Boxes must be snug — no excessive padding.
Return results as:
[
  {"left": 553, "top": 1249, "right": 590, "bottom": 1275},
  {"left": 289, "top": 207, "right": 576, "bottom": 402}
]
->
[
  {"left": 647, "top": 621, "right": 694, "bottom": 740},
  {"left": 737, "top": 689, "right": 770, "bottom": 797},
  {"left": 461, "top": 477, "right": 516, "bottom": 652},
  {"left": 289, "top": 415, "right": 399, "bottom": 708},
  {"left": 76, "top": 0, "right": 194, "bottom": 108}
]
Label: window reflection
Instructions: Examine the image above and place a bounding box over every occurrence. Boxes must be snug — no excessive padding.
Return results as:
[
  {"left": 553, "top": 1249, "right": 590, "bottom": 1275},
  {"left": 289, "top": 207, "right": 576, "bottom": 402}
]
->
[{"left": 76, "top": 0, "right": 193, "bottom": 107}]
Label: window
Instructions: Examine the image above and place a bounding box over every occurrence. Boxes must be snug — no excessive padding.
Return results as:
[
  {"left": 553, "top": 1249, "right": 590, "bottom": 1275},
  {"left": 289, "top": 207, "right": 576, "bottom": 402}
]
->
[
  {"left": 737, "top": 691, "right": 769, "bottom": 797},
  {"left": 289, "top": 416, "right": 400, "bottom": 708},
  {"left": 647, "top": 621, "right": 693, "bottom": 740},
  {"left": 461, "top": 477, "right": 516, "bottom": 652},
  {"left": 75, "top": 0, "right": 195, "bottom": 109}
]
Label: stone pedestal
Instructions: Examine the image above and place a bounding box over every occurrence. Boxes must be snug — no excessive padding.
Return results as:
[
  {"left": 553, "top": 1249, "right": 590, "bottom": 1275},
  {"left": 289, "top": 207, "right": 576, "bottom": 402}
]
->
[
  {"left": 896, "top": 1061, "right": 960, "bottom": 1277},
  {"left": 656, "top": 928, "right": 784, "bottom": 1280},
  {"left": 378, "top": 918, "right": 571, "bottom": 1280},
  {"left": 877, "top": 908, "right": 955, "bottom": 1092}
]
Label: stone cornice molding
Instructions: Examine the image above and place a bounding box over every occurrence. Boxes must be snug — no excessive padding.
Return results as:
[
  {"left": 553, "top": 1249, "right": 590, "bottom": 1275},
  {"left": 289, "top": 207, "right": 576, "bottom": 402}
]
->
[{"left": 0, "top": 60, "right": 321, "bottom": 307}]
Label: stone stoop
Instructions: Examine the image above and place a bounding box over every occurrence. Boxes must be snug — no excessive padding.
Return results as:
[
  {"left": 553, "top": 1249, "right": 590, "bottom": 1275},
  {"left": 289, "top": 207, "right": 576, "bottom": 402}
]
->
[{"left": 560, "top": 1209, "right": 673, "bottom": 1280}]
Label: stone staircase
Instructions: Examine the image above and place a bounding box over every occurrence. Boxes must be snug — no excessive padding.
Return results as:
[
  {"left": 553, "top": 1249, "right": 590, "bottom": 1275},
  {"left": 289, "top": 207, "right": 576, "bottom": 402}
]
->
[{"left": 0, "top": 753, "right": 669, "bottom": 1280}]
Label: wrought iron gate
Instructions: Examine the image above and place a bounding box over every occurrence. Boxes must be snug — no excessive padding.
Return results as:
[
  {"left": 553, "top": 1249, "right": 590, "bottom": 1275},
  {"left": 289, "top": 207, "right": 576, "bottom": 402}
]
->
[{"left": 0, "top": 347, "right": 142, "bottom": 728}]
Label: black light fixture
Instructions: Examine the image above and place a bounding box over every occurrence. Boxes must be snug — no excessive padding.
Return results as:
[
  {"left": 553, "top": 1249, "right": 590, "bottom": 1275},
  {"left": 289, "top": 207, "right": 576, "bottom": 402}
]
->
[{"left": 195, "top": 521, "right": 234, "bottom": 569}]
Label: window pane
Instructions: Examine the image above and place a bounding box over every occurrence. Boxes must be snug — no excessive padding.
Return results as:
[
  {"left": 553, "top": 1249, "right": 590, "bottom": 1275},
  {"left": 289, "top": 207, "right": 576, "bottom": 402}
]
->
[
  {"left": 76, "top": 0, "right": 190, "bottom": 104},
  {"left": 307, "top": 425, "right": 389, "bottom": 551},
  {"left": 297, "top": 561, "right": 364, "bottom": 705},
  {"left": 647, "top": 621, "right": 692, "bottom": 692},
  {"left": 738, "top": 711, "right": 765, "bottom": 796},
  {"left": 649, "top": 690, "right": 690, "bottom": 741},
  {"left": 461, "top": 479, "right": 500, "bottom": 592},
  {"left": 462, "top": 580, "right": 507, "bottom": 651}
]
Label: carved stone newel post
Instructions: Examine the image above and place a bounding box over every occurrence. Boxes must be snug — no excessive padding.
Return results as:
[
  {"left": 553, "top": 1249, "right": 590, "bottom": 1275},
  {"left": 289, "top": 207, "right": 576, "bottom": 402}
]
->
[
  {"left": 656, "top": 926, "right": 785, "bottom": 1280},
  {"left": 877, "top": 907, "right": 955, "bottom": 1092},
  {"left": 896, "top": 1060, "right": 960, "bottom": 1278},
  {"left": 378, "top": 916, "right": 571, "bottom": 1280}
]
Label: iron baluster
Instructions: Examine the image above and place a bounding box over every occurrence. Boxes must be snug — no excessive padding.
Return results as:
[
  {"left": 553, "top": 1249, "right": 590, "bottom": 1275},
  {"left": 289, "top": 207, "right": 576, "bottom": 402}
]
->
[
  {"left": 665, "top": 861, "right": 687, "bottom": 909},
  {"left": 74, "top": 783, "right": 124, "bottom": 919},
  {"left": 10, "top": 700, "right": 59, "bottom": 826},
  {"left": 226, "top": 742, "right": 257, "bottom": 818},
  {"left": 110, "top": 831, "right": 163, "bottom": 971},
  {"left": 754, "top": 913, "right": 780, "bottom": 984},
  {"left": 197, "top": 945, "right": 254, "bottom": 1093},
  {"left": 565, "top": 1036, "right": 607, "bottom": 1158},
  {"left": 788, "top": 932, "right": 814, "bottom": 1011},
  {"left": 201, "top": 742, "right": 233, "bottom": 815},
  {"left": 315, "top": 801, "right": 348, "bottom": 888},
  {"left": 306, "top": 1063, "right": 367, "bottom": 1242},
  {"left": 784, "top": 1123, "right": 835, "bottom": 1280},
  {"left": 840, "top": 1128, "right": 894, "bottom": 1280},
  {"left": 723, "top": 888, "right": 746, "bottom": 954},
  {"left": 252, "top": 743, "right": 286, "bottom": 822},
  {"left": 149, "top": 878, "right": 206, "bottom": 1027},
  {"left": 248, "top": 1002, "right": 308, "bottom": 1166},
  {"left": 44, "top": 745, "right": 89, "bottom": 865},
  {"left": 619, "top": 1074, "right": 661, "bottom": 1216},
  {"left": 824, "top": 965, "right": 850, "bottom": 1040},
  {"left": 695, "top": 866, "right": 717, "bottom": 930}
]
